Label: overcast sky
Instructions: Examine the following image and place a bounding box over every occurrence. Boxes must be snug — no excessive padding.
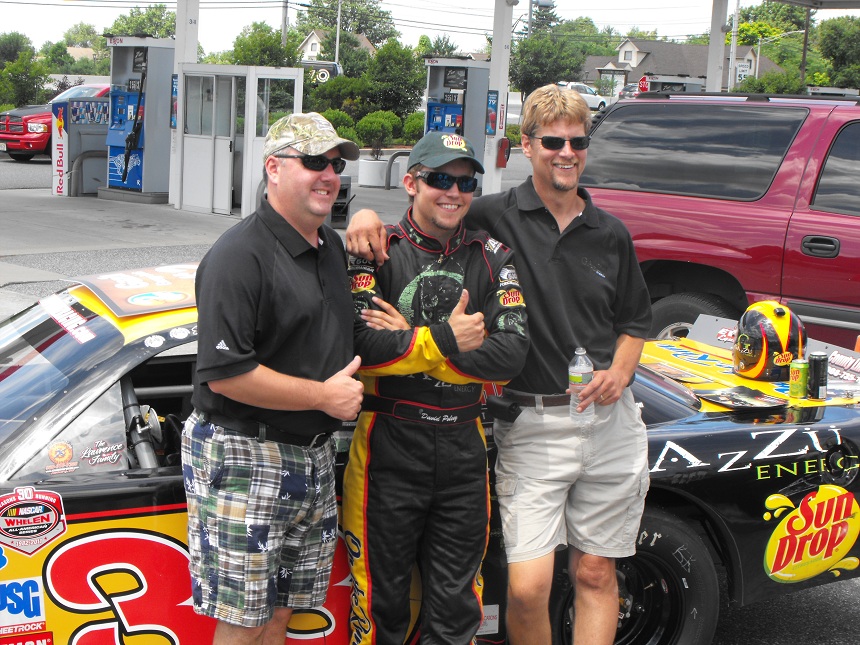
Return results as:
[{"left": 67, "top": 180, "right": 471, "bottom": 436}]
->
[{"left": 6, "top": 0, "right": 860, "bottom": 55}]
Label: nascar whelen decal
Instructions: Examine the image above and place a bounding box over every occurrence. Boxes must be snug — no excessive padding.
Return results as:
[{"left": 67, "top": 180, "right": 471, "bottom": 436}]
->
[
  {"left": 0, "top": 488, "right": 66, "bottom": 556},
  {"left": 764, "top": 484, "right": 860, "bottom": 582}
]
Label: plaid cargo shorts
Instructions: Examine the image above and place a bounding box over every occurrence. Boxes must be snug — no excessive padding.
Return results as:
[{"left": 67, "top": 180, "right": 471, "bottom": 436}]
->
[{"left": 181, "top": 411, "right": 338, "bottom": 627}]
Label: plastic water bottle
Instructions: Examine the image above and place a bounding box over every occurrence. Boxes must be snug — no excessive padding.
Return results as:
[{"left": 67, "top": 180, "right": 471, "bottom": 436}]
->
[{"left": 569, "top": 347, "right": 595, "bottom": 426}]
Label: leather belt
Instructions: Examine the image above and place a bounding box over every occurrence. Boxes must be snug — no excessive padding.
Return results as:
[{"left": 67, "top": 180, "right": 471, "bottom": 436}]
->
[
  {"left": 504, "top": 390, "right": 570, "bottom": 408},
  {"left": 197, "top": 411, "right": 331, "bottom": 448},
  {"left": 363, "top": 395, "right": 482, "bottom": 426}
]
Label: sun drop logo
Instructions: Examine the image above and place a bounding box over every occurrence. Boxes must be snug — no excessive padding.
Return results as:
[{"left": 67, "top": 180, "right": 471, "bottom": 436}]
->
[{"left": 763, "top": 485, "right": 860, "bottom": 583}]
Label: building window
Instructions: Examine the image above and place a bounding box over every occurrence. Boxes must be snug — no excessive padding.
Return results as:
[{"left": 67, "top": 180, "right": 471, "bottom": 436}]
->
[
  {"left": 311, "top": 43, "right": 318, "bottom": 52},
  {"left": 624, "top": 51, "right": 632, "bottom": 61}
]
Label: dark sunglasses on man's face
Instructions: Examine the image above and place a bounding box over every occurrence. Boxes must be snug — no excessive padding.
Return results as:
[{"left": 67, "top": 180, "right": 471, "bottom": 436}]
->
[
  {"left": 533, "top": 135, "right": 591, "bottom": 151},
  {"left": 275, "top": 153, "right": 347, "bottom": 174},
  {"left": 415, "top": 171, "right": 478, "bottom": 193}
]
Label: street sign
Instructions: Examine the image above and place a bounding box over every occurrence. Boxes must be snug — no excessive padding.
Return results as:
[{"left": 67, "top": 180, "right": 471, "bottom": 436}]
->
[
  {"left": 638, "top": 76, "right": 649, "bottom": 93},
  {"left": 736, "top": 61, "right": 751, "bottom": 85}
]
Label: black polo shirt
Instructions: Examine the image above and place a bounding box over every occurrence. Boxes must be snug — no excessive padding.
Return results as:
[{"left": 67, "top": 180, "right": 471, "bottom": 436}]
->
[
  {"left": 467, "top": 178, "right": 651, "bottom": 395},
  {"left": 192, "top": 198, "right": 354, "bottom": 436}
]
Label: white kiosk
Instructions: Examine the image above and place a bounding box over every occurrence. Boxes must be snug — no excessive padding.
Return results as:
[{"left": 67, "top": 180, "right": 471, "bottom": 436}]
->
[{"left": 172, "top": 64, "right": 304, "bottom": 217}]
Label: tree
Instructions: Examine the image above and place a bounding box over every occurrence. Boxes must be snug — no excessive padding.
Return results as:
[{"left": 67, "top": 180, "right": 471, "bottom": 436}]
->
[
  {"left": 415, "top": 35, "right": 433, "bottom": 58},
  {"left": 231, "top": 23, "right": 301, "bottom": 67},
  {"left": 625, "top": 27, "right": 659, "bottom": 40},
  {"left": 428, "top": 35, "right": 459, "bottom": 57},
  {"left": 0, "top": 32, "right": 32, "bottom": 66},
  {"left": 308, "top": 75, "right": 376, "bottom": 120},
  {"left": 0, "top": 49, "right": 50, "bottom": 105},
  {"left": 295, "top": 0, "right": 398, "bottom": 48},
  {"left": 818, "top": 16, "right": 860, "bottom": 88},
  {"left": 530, "top": 4, "right": 562, "bottom": 35},
  {"left": 108, "top": 5, "right": 175, "bottom": 39},
  {"left": 321, "top": 30, "right": 371, "bottom": 77},
  {"left": 552, "top": 18, "right": 619, "bottom": 57},
  {"left": 740, "top": 1, "right": 812, "bottom": 33},
  {"left": 364, "top": 39, "right": 424, "bottom": 119},
  {"left": 64, "top": 23, "right": 100, "bottom": 47},
  {"left": 510, "top": 34, "right": 584, "bottom": 96},
  {"left": 42, "top": 42, "right": 75, "bottom": 70}
]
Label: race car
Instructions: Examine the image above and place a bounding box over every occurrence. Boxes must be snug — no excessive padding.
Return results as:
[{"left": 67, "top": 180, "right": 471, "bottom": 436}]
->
[{"left": 1, "top": 264, "right": 860, "bottom": 645}]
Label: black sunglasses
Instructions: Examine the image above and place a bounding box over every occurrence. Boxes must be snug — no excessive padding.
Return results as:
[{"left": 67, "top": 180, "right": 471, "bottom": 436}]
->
[
  {"left": 415, "top": 171, "right": 478, "bottom": 193},
  {"left": 275, "top": 153, "right": 347, "bottom": 174},
  {"left": 533, "top": 135, "right": 591, "bottom": 151}
]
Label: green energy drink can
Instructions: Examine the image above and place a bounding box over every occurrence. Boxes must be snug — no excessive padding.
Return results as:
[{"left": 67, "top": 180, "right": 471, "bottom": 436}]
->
[
  {"left": 808, "top": 352, "right": 828, "bottom": 401},
  {"left": 789, "top": 359, "right": 808, "bottom": 399}
]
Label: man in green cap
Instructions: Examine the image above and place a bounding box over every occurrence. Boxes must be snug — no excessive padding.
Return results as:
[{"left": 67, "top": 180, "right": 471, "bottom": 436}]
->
[
  {"left": 342, "top": 131, "right": 529, "bottom": 644},
  {"left": 182, "top": 112, "right": 363, "bottom": 645}
]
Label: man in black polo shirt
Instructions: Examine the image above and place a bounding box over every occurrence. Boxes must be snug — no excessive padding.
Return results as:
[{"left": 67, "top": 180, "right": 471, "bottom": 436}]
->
[
  {"left": 181, "top": 112, "right": 363, "bottom": 645},
  {"left": 345, "top": 85, "right": 652, "bottom": 645}
]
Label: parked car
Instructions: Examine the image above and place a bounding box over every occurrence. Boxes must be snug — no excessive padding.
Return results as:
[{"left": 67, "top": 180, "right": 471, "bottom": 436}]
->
[
  {"left": 4, "top": 264, "right": 860, "bottom": 645},
  {"left": 618, "top": 83, "right": 641, "bottom": 100},
  {"left": 557, "top": 81, "right": 608, "bottom": 111},
  {"left": 0, "top": 83, "right": 109, "bottom": 161},
  {"left": 581, "top": 93, "right": 860, "bottom": 349}
]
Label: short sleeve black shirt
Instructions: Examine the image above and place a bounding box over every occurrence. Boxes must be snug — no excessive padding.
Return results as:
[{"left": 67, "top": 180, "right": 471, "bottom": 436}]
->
[
  {"left": 466, "top": 178, "right": 651, "bottom": 394},
  {"left": 192, "top": 198, "right": 354, "bottom": 436}
]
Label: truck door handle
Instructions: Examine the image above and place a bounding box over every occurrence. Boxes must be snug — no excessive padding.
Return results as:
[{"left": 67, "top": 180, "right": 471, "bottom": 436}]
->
[{"left": 801, "top": 235, "right": 840, "bottom": 258}]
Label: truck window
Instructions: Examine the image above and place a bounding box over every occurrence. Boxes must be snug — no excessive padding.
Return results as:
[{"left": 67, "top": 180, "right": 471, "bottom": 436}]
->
[
  {"left": 581, "top": 103, "right": 807, "bottom": 200},
  {"left": 812, "top": 122, "right": 860, "bottom": 216}
]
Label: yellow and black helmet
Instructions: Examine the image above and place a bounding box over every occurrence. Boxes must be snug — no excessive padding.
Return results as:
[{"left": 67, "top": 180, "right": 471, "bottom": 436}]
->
[{"left": 733, "top": 301, "right": 807, "bottom": 381}]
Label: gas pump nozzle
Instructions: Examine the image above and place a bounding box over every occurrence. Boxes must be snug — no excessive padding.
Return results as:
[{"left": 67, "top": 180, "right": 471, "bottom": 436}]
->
[{"left": 122, "top": 54, "right": 147, "bottom": 183}]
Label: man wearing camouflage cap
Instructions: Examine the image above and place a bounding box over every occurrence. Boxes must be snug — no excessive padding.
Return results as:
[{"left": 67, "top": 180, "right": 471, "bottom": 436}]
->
[{"left": 181, "top": 112, "right": 363, "bottom": 644}]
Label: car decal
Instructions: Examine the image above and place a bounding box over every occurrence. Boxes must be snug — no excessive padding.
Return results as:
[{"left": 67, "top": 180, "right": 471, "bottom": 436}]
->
[
  {"left": 764, "top": 484, "right": 860, "bottom": 583},
  {"left": 0, "top": 489, "right": 67, "bottom": 556}
]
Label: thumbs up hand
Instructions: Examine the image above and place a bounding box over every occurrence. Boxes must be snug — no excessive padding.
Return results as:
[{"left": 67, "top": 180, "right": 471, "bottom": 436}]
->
[{"left": 447, "top": 290, "right": 485, "bottom": 353}]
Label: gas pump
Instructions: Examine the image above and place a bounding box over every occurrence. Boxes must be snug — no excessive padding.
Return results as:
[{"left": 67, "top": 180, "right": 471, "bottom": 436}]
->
[
  {"left": 423, "top": 58, "right": 490, "bottom": 188},
  {"left": 105, "top": 37, "right": 174, "bottom": 195}
]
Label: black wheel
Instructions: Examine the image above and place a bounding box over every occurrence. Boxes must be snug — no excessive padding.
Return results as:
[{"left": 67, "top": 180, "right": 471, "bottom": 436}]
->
[
  {"left": 597, "top": 101, "right": 606, "bottom": 111},
  {"left": 649, "top": 293, "right": 739, "bottom": 340},
  {"left": 9, "top": 152, "right": 35, "bottom": 162},
  {"left": 551, "top": 507, "right": 720, "bottom": 645}
]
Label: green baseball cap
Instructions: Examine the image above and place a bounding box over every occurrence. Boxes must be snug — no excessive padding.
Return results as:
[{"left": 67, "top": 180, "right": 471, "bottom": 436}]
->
[
  {"left": 408, "top": 132, "right": 485, "bottom": 174},
  {"left": 263, "top": 112, "right": 360, "bottom": 162}
]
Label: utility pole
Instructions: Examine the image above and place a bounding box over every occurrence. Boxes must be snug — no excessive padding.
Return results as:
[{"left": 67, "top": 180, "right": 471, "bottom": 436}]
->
[
  {"left": 728, "top": 0, "right": 739, "bottom": 90},
  {"left": 335, "top": 0, "right": 343, "bottom": 64},
  {"left": 281, "top": 0, "right": 289, "bottom": 47}
]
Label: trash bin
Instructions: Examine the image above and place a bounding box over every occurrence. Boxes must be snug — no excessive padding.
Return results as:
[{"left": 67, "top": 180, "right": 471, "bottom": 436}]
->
[{"left": 329, "top": 174, "right": 352, "bottom": 229}]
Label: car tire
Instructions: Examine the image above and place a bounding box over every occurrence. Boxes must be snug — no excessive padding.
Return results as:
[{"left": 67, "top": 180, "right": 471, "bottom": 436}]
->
[
  {"left": 550, "top": 506, "right": 720, "bottom": 645},
  {"left": 650, "top": 292, "right": 739, "bottom": 340},
  {"left": 9, "top": 152, "right": 34, "bottom": 162},
  {"left": 597, "top": 101, "right": 606, "bottom": 111}
]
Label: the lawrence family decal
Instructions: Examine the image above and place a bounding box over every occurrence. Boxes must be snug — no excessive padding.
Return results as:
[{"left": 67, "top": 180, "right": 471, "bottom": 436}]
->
[
  {"left": 0, "top": 488, "right": 66, "bottom": 556},
  {"left": 764, "top": 484, "right": 860, "bottom": 582}
]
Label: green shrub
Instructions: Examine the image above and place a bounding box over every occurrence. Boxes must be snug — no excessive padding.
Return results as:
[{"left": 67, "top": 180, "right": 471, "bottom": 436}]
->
[
  {"left": 337, "top": 126, "right": 361, "bottom": 148},
  {"left": 0, "top": 104, "right": 14, "bottom": 113},
  {"left": 322, "top": 108, "right": 353, "bottom": 131},
  {"left": 403, "top": 111, "right": 425, "bottom": 143},
  {"left": 355, "top": 114, "right": 393, "bottom": 160},
  {"left": 505, "top": 123, "right": 521, "bottom": 146},
  {"left": 365, "top": 110, "right": 402, "bottom": 139}
]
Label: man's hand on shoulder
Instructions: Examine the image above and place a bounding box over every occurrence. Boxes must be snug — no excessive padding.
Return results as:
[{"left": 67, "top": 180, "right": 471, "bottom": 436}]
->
[{"left": 346, "top": 209, "right": 389, "bottom": 265}]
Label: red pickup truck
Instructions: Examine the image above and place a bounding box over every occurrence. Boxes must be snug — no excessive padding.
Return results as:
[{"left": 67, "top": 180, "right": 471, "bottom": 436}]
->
[
  {"left": 0, "top": 83, "right": 109, "bottom": 161},
  {"left": 581, "top": 93, "right": 860, "bottom": 349}
]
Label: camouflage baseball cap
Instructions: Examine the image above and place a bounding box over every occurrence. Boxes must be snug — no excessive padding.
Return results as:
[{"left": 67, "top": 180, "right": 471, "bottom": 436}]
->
[
  {"left": 263, "top": 112, "right": 360, "bottom": 162},
  {"left": 408, "top": 131, "right": 485, "bottom": 174}
]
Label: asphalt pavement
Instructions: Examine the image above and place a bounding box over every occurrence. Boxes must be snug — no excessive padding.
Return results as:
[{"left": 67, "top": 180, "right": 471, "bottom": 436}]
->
[{"left": 0, "top": 150, "right": 532, "bottom": 320}]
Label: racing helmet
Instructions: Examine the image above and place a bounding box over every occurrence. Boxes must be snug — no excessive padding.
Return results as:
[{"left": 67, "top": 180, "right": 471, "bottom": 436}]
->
[{"left": 733, "top": 301, "right": 807, "bottom": 381}]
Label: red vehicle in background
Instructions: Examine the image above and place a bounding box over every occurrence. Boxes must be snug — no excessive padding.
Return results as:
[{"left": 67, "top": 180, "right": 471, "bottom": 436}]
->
[{"left": 0, "top": 83, "right": 109, "bottom": 162}]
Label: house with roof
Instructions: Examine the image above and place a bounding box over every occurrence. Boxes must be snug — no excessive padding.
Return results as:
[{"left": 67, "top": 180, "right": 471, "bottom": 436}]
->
[
  {"left": 581, "top": 38, "right": 782, "bottom": 98},
  {"left": 298, "top": 30, "right": 376, "bottom": 61}
]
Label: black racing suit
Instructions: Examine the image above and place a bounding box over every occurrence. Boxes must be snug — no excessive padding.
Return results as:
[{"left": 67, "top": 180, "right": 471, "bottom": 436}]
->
[{"left": 342, "top": 210, "right": 529, "bottom": 645}]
